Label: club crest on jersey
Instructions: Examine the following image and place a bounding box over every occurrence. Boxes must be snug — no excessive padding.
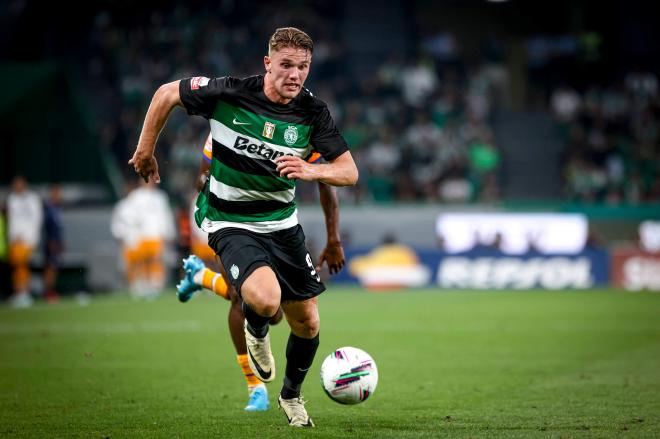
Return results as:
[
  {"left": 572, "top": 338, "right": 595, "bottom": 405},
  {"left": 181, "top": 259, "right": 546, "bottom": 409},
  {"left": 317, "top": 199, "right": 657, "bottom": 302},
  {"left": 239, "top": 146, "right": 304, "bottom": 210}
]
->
[
  {"left": 190, "top": 76, "right": 209, "bottom": 90},
  {"left": 230, "top": 264, "right": 240, "bottom": 280},
  {"left": 284, "top": 125, "right": 298, "bottom": 145},
  {"left": 263, "top": 121, "right": 276, "bottom": 139}
]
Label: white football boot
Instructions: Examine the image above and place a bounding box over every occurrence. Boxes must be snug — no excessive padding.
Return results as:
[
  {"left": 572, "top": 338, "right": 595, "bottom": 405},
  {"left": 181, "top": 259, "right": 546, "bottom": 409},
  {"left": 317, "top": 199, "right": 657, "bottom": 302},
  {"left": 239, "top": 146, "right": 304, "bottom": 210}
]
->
[
  {"left": 278, "top": 395, "right": 315, "bottom": 427},
  {"left": 244, "top": 321, "right": 275, "bottom": 382}
]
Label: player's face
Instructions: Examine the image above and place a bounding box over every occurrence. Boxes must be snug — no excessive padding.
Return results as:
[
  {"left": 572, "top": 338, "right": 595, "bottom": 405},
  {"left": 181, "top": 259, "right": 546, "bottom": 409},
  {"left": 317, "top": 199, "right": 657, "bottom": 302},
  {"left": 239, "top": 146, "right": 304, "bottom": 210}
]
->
[{"left": 264, "top": 47, "right": 311, "bottom": 104}]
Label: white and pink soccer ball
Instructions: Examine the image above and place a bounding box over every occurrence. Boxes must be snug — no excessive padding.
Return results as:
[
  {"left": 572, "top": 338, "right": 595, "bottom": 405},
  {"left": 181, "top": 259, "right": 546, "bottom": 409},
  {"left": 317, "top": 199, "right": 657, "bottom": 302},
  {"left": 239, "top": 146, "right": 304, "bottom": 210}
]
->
[{"left": 320, "top": 346, "right": 378, "bottom": 404}]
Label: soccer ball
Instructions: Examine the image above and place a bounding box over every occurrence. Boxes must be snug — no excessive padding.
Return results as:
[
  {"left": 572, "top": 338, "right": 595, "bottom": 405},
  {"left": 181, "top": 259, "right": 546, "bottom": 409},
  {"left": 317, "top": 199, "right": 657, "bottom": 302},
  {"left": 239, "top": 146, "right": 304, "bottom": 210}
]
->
[{"left": 320, "top": 346, "right": 378, "bottom": 404}]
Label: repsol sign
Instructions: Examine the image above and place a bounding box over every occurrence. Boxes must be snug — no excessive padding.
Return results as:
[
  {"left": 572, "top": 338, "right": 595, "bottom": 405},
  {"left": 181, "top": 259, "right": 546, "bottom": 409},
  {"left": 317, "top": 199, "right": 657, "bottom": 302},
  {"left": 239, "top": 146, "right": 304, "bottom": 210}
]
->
[
  {"left": 233, "top": 136, "right": 294, "bottom": 161},
  {"left": 437, "top": 257, "right": 594, "bottom": 289},
  {"left": 611, "top": 248, "right": 660, "bottom": 291}
]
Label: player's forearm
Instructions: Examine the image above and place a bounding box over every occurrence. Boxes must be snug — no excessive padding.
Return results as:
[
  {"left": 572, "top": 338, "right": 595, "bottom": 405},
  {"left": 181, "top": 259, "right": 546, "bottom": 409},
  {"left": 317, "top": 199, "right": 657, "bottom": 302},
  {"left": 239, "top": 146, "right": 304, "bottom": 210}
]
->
[
  {"left": 136, "top": 81, "right": 182, "bottom": 155},
  {"left": 316, "top": 152, "right": 358, "bottom": 186},
  {"left": 318, "top": 183, "right": 340, "bottom": 244}
]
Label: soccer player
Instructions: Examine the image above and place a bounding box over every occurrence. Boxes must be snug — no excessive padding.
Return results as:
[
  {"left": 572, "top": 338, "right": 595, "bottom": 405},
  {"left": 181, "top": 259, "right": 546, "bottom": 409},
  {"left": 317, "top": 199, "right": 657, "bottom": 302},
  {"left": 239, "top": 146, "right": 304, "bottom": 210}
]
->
[
  {"left": 129, "top": 27, "right": 357, "bottom": 427},
  {"left": 111, "top": 180, "right": 176, "bottom": 299},
  {"left": 7, "top": 176, "right": 43, "bottom": 308},
  {"left": 176, "top": 133, "right": 346, "bottom": 411}
]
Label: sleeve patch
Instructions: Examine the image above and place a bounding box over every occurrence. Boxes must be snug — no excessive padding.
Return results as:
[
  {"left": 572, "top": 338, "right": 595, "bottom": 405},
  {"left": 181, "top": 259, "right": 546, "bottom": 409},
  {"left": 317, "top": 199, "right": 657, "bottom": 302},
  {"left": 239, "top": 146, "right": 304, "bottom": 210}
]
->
[{"left": 191, "top": 76, "right": 210, "bottom": 90}]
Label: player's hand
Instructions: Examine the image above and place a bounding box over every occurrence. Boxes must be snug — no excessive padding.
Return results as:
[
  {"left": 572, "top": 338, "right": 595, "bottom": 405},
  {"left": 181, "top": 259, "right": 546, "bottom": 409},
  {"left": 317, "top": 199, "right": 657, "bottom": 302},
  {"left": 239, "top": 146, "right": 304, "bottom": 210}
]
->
[
  {"left": 316, "top": 240, "right": 345, "bottom": 275},
  {"left": 129, "top": 149, "right": 161, "bottom": 183},
  {"left": 275, "top": 156, "right": 317, "bottom": 181}
]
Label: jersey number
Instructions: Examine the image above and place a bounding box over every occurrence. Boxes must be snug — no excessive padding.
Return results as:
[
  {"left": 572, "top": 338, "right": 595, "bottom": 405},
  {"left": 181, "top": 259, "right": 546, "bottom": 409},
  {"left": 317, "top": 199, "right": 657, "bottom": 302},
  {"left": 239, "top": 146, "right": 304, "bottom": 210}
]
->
[{"left": 305, "top": 253, "right": 321, "bottom": 282}]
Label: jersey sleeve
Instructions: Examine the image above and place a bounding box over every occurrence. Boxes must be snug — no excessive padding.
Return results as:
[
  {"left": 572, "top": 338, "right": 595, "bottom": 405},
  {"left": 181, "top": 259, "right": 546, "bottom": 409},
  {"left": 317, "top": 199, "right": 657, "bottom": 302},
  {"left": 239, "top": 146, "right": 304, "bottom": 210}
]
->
[
  {"left": 179, "top": 76, "right": 234, "bottom": 119},
  {"left": 310, "top": 105, "right": 349, "bottom": 161},
  {"left": 202, "top": 133, "right": 213, "bottom": 164}
]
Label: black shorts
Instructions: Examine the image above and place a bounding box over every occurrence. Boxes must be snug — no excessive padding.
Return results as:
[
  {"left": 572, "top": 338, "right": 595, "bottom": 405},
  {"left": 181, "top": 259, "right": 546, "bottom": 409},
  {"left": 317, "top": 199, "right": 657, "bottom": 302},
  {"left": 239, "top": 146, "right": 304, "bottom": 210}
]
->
[{"left": 208, "top": 225, "right": 325, "bottom": 302}]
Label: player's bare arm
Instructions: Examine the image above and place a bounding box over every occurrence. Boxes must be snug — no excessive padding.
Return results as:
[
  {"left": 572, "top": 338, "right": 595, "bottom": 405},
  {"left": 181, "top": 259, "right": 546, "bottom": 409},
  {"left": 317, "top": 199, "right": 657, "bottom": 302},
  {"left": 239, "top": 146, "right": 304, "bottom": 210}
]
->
[
  {"left": 316, "top": 183, "right": 344, "bottom": 274},
  {"left": 129, "top": 80, "right": 183, "bottom": 183},
  {"left": 275, "top": 150, "right": 358, "bottom": 186}
]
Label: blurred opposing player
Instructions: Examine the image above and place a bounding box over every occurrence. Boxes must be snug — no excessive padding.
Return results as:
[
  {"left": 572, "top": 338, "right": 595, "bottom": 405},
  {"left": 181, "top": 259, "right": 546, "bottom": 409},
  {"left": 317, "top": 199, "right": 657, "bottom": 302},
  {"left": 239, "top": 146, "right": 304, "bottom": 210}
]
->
[
  {"left": 7, "top": 176, "right": 43, "bottom": 308},
  {"left": 111, "top": 180, "right": 176, "bottom": 299},
  {"left": 129, "top": 27, "right": 357, "bottom": 427},
  {"left": 176, "top": 133, "right": 345, "bottom": 411},
  {"left": 42, "top": 185, "right": 64, "bottom": 303},
  {"left": 188, "top": 135, "right": 218, "bottom": 266}
]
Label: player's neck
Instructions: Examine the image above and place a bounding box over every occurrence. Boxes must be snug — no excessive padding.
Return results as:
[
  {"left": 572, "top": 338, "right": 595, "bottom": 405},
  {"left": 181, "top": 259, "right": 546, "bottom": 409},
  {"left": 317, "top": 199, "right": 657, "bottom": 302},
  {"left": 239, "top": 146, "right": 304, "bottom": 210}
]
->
[{"left": 263, "top": 76, "right": 293, "bottom": 105}]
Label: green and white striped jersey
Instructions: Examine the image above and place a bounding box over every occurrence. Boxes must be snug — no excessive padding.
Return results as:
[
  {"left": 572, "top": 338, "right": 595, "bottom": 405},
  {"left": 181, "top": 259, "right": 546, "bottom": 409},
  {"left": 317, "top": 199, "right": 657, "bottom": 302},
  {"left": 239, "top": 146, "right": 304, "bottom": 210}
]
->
[{"left": 180, "top": 75, "right": 348, "bottom": 233}]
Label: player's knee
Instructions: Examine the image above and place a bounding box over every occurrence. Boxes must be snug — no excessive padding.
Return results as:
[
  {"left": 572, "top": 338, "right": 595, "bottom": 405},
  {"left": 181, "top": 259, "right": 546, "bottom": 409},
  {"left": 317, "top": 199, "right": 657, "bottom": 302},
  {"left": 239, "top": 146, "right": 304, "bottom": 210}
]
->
[
  {"left": 252, "top": 286, "right": 280, "bottom": 316},
  {"left": 297, "top": 314, "right": 320, "bottom": 338},
  {"left": 240, "top": 266, "right": 281, "bottom": 315},
  {"left": 248, "top": 296, "right": 280, "bottom": 317},
  {"left": 264, "top": 300, "right": 281, "bottom": 318}
]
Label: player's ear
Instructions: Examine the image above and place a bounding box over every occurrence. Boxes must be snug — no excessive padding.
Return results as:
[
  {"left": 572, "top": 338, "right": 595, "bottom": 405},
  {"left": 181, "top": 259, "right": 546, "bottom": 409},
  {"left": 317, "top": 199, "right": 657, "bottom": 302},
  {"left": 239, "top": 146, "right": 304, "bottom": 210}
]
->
[{"left": 264, "top": 55, "right": 271, "bottom": 74}]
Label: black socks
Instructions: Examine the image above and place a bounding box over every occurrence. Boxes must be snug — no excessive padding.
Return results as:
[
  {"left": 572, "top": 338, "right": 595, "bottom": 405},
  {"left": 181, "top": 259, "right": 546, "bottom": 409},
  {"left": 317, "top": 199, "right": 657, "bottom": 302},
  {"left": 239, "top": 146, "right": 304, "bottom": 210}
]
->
[
  {"left": 280, "top": 332, "right": 320, "bottom": 399},
  {"left": 242, "top": 301, "right": 272, "bottom": 338},
  {"left": 243, "top": 302, "right": 320, "bottom": 399}
]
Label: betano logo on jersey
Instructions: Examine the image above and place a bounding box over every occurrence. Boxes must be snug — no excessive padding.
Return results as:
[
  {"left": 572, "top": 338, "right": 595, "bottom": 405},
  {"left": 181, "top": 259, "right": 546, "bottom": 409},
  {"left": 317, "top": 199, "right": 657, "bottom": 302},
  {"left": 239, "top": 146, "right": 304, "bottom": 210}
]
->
[
  {"left": 263, "top": 121, "right": 276, "bottom": 139},
  {"left": 233, "top": 136, "right": 295, "bottom": 161}
]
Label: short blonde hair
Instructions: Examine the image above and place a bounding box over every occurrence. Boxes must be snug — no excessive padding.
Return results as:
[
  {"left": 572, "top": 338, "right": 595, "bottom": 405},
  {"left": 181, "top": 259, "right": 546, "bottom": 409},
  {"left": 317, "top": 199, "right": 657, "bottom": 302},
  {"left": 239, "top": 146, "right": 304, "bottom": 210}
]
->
[{"left": 268, "top": 27, "right": 314, "bottom": 55}]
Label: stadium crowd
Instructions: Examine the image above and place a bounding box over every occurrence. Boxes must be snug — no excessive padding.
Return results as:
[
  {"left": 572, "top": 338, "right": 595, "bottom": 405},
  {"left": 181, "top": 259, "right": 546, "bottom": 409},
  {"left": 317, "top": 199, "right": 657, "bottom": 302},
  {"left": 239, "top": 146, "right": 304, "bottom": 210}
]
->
[
  {"left": 552, "top": 69, "right": 660, "bottom": 204},
  {"left": 83, "top": 3, "right": 502, "bottom": 207},
  {"left": 12, "top": 1, "right": 656, "bottom": 208}
]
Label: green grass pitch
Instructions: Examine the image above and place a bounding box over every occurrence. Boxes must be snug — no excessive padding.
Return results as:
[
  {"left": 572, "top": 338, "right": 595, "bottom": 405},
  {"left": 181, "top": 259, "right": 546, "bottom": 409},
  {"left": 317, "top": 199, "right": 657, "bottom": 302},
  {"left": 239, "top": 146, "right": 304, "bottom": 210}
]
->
[{"left": 1, "top": 287, "right": 659, "bottom": 438}]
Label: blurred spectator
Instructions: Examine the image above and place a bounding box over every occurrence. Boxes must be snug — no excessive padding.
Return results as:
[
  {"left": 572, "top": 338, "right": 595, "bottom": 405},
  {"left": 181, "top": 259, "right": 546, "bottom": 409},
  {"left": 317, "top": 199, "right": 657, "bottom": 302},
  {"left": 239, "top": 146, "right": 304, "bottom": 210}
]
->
[
  {"left": 469, "top": 133, "right": 501, "bottom": 201},
  {"left": 341, "top": 102, "right": 370, "bottom": 151},
  {"left": 469, "top": 136, "right": 500, "bottom": 174},
  {"left": 405, "top": 110, "right": 443, "bottom": 145},
  {"left": 551, "top": 85, "right": 581, "bottom": 123},
  {"left": 364, "top": 129, "right": 401, "bottom": 202},
  {"left": 42, "top": 185, "right": 64, "bottom": 303},
  {"left": 465, "top": 66, "right": 492, "bottom": 123},
  {"left": 439, "top": 161, "right": 472, "bottom": 203},
  {"left": 400, "top": 57, "right": 438, "bottom": 108},
  {"left": 625, "top": 67, "right": 658, "bottom": 108},
  {"left": 377, "top": 52, "right": 405, "bottom": 96},
  {"left": 7, "top": 176, "right": 43, "bottom": 308}
]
